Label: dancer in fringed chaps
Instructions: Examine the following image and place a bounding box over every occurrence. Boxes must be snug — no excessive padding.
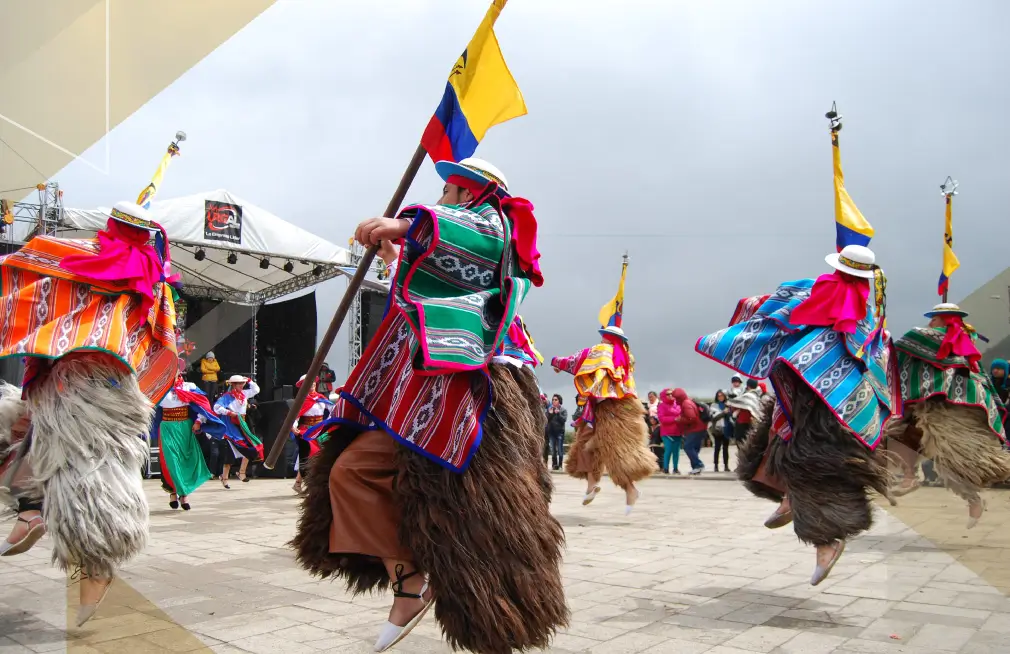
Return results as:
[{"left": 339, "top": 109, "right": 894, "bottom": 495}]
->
[
  {"left": 0, "top": 382, "right": 43, "bottom": 556},
  {"left": 292, "top": 158, "right": 567, "bottom": 653},
  {"left": 553, "top": 258, "right": 654, "bottom": 515},
  {"left": 698, "top": 244, "right": 897, "bottom": 585},
  {"left": 884, "top": 303, "right": 1010, "bottom": 527},
  {"left": 0, "top": 201, "right": 181, "bottom": 626}
]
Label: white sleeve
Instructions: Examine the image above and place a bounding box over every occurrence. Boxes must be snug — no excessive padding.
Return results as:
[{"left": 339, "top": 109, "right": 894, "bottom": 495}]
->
[
  {"left": 214, "top": 400, "right": 229, "bottom": 416},
  {"left": 244, "top": 381, "right": 260, "bottom": 399}
]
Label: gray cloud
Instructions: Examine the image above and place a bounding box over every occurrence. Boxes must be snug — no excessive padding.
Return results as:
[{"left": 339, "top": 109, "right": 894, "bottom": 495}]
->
[{"left": 52, "top": 0, "right": 1010, "bottom": 399}]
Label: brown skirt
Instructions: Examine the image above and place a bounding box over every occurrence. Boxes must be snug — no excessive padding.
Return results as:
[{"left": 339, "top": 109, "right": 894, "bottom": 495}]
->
[{"left": 328, "top": 429, "right": 412, "bottom": 562}]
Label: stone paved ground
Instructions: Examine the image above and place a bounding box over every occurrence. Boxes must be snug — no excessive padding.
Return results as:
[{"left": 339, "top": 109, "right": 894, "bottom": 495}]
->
[{"left": 1, "top": 463, "right": 1008, "bottom": 653}]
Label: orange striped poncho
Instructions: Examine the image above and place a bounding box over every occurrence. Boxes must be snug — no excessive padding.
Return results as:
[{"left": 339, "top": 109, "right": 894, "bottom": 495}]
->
[
  {"left": 0, "top": 235, "right": 179, "bottom": 403},
  {"left": 552, "top": 342, "right": 638, "bottom": 401}
]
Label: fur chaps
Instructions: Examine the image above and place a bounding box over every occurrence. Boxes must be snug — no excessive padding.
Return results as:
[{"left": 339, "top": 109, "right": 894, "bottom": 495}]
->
[
  {"left": 27, "top": 354, "right": 153, "bottom": 577},
  {"left": 292, "top": 363, "right": 568, "bottom": 653},
  {"left": 735, "top": 394, "right": 785, "bottom": 503},
  {"left": 770, "top": 380, "right": 890, "bottom": 546},
  {"left": 0, "top": 382, "right": 37, "bottom": 512},
  {"left": 901, "top": 399, "right": 1010, "bottom": 502},
  {"left": 564, "top": 397, "right": 654, "bottom": 488}
]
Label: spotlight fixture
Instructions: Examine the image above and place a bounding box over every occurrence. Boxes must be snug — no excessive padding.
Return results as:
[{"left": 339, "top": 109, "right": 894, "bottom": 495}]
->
[
  {"left": 283, "top": 261, "right": 294, "bottom": 273},
  {"left": 194, "top": 249, "right": 206, "bottom": 261},
  {"left": 312, "top": 265, "right": 323, "bottom": 277},
  {"left": 227, "top": 252, "right": 238, "bottom": 265},
  {"left": 259, "top": 257, "right": 270, "bottom": 270}
]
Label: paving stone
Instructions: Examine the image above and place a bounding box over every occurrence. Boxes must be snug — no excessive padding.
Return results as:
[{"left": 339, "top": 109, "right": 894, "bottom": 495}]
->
[{"left": 0, "top": 477, "right": 1004, "bottom": 652}]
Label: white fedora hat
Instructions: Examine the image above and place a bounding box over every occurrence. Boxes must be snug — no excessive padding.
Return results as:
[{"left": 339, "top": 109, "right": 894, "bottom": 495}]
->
[
  {"left": 924, "top": 302, "right": 968, "bottom": 318},
  {"left": 599, "top": 325, "right": 628, "bottom": 341},
  {"left": 226, "top": 374, "right": 248, "bottom": 384},
  {"left": 434, "top": 157, "right": 510, "bottom": 197},
  {"left": 825, "top": 244, "right": 877, "bottom": 279},
  {"left": 109, "top": 200, "right": 156, "bottom": 230}
]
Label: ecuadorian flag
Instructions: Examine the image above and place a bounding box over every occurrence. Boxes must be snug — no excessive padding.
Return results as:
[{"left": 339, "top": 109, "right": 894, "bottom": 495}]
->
[
  {"left": 831, "top": 132, "right": 873, "bottom": 251},
  {"left": 421, "top": 0, "right": 527, "bottom": 163},
  {"left": 938, "top": 194, "right": 960, "bottom": 296},
  {"left": 598, "top": 261, "right": 627, "bottom": 328}
]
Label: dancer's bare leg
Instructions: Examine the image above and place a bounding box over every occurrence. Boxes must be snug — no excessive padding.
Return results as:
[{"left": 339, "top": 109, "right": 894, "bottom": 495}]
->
[
  {"left": 220, "top": 464, "right": 232, "bottom": 488},
  {"left": 624, "top": 482, "right": 640, "bottom": 507},
  {"left": 238, "top": 457, "right": 250, "bottom": 480},
  {"left": 381, "top": 558, "right": 431, "bottom": 626}
]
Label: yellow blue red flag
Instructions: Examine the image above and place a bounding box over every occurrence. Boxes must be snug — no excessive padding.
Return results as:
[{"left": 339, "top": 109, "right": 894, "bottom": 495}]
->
[
  {"left": 421, "top": 0, "right": 526, "bottom": 163},
  {"left": 831, "top": 132, "right": 873, "bottom": 251},
  {"left": 598, "top": 260, "right": 627, "bottom": 329},
  {"left": 938, "top": 193, "right": 959, "bottom": 296},
  {"left": 136, "top": 141, "right": 181, "bottom": 209}
]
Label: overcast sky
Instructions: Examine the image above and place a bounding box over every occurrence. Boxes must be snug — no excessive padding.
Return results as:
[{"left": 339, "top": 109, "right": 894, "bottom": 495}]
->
[{"left": 52, "top": 0, "right": 1010, "bottom": 398}]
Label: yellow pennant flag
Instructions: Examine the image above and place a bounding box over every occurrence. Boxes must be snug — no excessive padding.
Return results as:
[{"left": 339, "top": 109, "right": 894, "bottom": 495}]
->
[
  {"left": 598, "top": 260, "right": 627, "bottom": 329},
  {"left": 938, "top": 193, "right": 959, "bottom": 296},
  {"left": 137, "top": 140, "right": 181, "bottom": 209},
  {"left": 832, "top": 131, "right": 874, "bottom": 251}
]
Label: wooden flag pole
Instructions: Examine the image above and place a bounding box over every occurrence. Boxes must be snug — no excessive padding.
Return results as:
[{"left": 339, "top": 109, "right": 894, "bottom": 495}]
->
[{"left": 263, "top": 143, "right": 427, "bottom": 469}]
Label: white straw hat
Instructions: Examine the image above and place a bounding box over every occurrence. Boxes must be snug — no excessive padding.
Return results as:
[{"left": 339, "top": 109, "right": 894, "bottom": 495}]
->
[
  {"left": 226, "top": 375, "right": 248, "bottom": 384},
  {"left": 924, "top": 302, "right": 968, "bottom": 318},
  {"left": 599, "top": 325, "right": 628, "bottom": 341},
  {"left": 825, "top": 244, "right": 877, "bottom": 279},
  {"left": 109, "top": 200, "right": 156, "bottom": 230},
  {"left": 434, "top": 157, "right": 510, "bottom": 197}
]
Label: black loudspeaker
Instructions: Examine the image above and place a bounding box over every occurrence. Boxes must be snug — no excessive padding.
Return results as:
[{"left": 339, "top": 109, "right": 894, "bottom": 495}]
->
[
  {"left": 360, "top": 290, "right": 387, "bottom": 348},
  {"left": 256, "top": 399, "right": 297, "bottom": 478},
  {"left": 272, "top": 385, "right": 294, "bottom": 401},
  {"left": 261, "top": 356, "right": 279, "bottom": 400}
]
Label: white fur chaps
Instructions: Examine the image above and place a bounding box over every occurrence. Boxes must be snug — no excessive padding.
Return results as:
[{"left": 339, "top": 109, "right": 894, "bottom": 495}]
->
[
  {"left": 26, "top": 355, "right": 153, "bottom": 577},
  {"left": 0, "top": 382, "right": 38, "bottom": 510}
]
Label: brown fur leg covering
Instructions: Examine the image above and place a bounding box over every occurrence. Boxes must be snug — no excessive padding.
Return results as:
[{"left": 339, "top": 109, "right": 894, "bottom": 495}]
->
[
  {"left": 589, "top": 397, "right": 655, "bottom": 488},
  {"left": 735, "top": 395, "right": 785, "bottom": 503},
  {"left": 772, "top": 383, "right": 890, "bottom": 546},
  {"left": 564, "top": 422, "right": 600, "bottom": 481},
  {"left": 913, "top": 398, "right": 1010, "bottom": 502},
  {"left": 289, "top": 428, "right": 389, "bottom": 595},
  {"left": 395, "top": 364, "right": 568, "bottom": 653}
]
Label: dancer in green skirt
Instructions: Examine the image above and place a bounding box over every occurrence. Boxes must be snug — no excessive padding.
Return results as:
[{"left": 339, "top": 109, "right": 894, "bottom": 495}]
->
[{"left": 157, "top": 373, "right": 225, "bottom": 509}]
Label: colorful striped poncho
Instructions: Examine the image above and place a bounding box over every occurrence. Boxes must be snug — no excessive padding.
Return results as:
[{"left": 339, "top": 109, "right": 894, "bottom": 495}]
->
[
  {"left": 552, "top": 342, "right": 637, "bottom": 427},
  {"left": 696, "top": 279, "right": 897, "bottom": 450},
  {"left": 312, "top": 197, "right": 534, "bottom": 472},
  {"left": 894, "top": 326, "right": 1006, "bottom": 441},
  {"left": 0, "top": 235, "right": 178, "bottom": 403}
]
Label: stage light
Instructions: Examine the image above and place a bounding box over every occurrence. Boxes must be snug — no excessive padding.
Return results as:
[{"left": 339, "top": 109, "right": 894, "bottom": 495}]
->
[
  {"left": 194, "top": 249, "right": 206, "bottom": 261},
  {"left": 227, "top": 252, "right": 238, "bottom": 265},
  {"left": 312, "top": 265, "right": 323, "bottom": 277},
  {"left": 283, "top": 261, "right": 294, "bottom": 273},
  {"left": 259, "top": 257, "right": 270, "bottom": 270}
]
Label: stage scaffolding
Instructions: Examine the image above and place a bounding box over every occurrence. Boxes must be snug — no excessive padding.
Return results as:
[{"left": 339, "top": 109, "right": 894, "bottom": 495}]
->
[
  {"left": 1, "top": 182, "right": 64, "bottom": 247},
  {"left": 346, "top": 242, "right": 393, "bottom": 373}
]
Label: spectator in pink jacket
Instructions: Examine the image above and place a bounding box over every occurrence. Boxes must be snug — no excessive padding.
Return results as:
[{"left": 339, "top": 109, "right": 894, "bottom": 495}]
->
[
  {"left": 656, "top": 389, "right": 683, "bottom": 474},
  {"left": 673, "top": 388, "right": 708, "bottom": 475}
]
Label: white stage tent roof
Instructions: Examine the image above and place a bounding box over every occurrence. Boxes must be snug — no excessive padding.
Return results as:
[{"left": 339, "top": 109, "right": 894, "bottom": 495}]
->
[{"left": 61, "top": 189, "right": 352, "bottom": 305}]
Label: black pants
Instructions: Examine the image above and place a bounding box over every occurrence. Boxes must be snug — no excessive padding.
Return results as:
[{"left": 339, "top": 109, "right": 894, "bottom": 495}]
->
[
  {"left": 202, "top": 380, "right": 219, "bottom": 401},
  {"left": 17, "top": 497, "right": 42, "bottom": 512},
  {"left": 713, "top": 432, "right": 730, "bottom": 469},
  {"left": 297, "top": 437, "right": 312, "bottom": 476}
]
